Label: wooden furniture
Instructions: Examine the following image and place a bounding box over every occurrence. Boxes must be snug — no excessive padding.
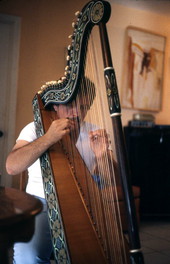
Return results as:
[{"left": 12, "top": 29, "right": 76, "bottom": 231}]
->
[
  {"left": 19, "top": 170, "right": 28, "bottom": 191},
  {"left": 0, "top": 187, "right": 42, "bottom": 263},
  {"left": 124, "top": 125, "right": 170, "bottom": 218}
]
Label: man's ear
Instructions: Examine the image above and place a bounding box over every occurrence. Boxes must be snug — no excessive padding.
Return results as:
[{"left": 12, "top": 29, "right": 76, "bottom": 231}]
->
[{"left": 53, "top": 105, "right": 58, "bottom": 112}]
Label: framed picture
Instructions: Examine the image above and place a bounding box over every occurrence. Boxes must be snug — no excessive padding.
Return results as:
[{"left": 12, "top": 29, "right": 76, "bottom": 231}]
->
[{"left": 122, "top": 26, "right": 166, "bottom": 112}]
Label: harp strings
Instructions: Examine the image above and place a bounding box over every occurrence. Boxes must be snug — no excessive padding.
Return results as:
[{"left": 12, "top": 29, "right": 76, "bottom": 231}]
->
[
  {"left": 87, "top": 30, "right": 128, "bottom": 263},
  {"left": 66, "top": 28, "right": 128, "bottom": 263}
]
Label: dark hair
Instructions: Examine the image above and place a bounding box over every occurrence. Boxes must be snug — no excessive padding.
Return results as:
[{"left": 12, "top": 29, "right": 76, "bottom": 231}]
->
[{"left": 77, "top": 76, "right": 96, "bottom": 107}]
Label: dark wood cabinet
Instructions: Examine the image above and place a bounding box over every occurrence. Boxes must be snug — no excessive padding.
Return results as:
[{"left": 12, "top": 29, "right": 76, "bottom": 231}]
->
[{"left": 124, "top": 125, "right": 170, "bottom": 218}]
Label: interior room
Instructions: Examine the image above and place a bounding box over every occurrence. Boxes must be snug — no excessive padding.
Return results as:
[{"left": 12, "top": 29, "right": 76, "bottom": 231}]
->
[{"left": 0, "top": 0, "right": 170, "bottom": 263}]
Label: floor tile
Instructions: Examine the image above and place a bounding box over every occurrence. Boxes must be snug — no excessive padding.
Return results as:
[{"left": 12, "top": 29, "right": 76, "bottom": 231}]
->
[
  {"left": 140, "top": 220, "right": 170, "bottom": 264},
  {"left": 143, "top": 251, "right": 170, "bottom": 264}
]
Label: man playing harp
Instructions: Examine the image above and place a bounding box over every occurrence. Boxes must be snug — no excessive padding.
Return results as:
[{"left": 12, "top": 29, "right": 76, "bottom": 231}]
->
[{"left": 6, "top": 78, "right": 117, "bottom": 264}]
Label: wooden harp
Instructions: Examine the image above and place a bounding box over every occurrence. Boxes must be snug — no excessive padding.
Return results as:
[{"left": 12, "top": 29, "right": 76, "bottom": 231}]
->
[{"left": 32, "top": 1, "right": 145, "bottom": 263}]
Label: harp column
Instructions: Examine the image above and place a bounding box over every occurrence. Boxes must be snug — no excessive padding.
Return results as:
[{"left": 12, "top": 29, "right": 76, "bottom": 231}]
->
[{"left": 99, "top": 22, "right": 145, "bottom": 263}]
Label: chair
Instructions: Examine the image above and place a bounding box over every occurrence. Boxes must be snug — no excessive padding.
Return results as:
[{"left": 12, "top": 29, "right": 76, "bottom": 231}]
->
[{"left": 19, "top": 170, "right": 28, "bottom": 191}]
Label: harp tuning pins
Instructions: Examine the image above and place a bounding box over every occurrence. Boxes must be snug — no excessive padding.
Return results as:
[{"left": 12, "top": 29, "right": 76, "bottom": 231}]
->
[
  {"left": 68, "top": 34, "right": 75, "bottom": 41},
  {"left": 66, "top": 55, "right": 70, "bottom": 61},
  {"left": 41, "top": 84, "right": 47, "bottom": 90},
  {"left": 61, "top": 76, "right": 66, "bottom": 81},
  {"left": 39, "top": 79, "right": 64, "bottom": 93},
  {"left": 46, "top": 81, "right": 57, "bottom": 86},
  {"left": 72, "top": 21, "right": 78, "bottom": 30},
  {"left": 72, "top": 22, "right": 75, "bottom": 28},
  {"left": 64, "top": 71, "right": 70, "bottom": 78},
  {"left": 67, "top": 45, "right": 73, "bottom": 57},
  {"left": 65, "top": 65, "right": 70, "bottom": 71},
  {"left": 40, "top": 81, "right": 57, "bottom": 91},
  {"left": 67, "top": 45, "right": 71, "bottom": 51},
  {"left": 52, "top": 81, "right": 57, "bottom": 85},
  {"left": 75, "top": 11, "right": 79, "bottom": 16},
  {"left": 75, "top": 11, "right": 81, "bottom": 18}
]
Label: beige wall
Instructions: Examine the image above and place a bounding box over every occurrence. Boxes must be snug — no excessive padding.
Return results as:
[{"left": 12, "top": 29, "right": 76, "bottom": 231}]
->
[
  {"left": 0, "top": 0, "right": 87, "bottom": 137},
  {"left": 0, "top": 0, "right": 170, "bottom": 138},
  {"left": 107, "top": 3, "right": 170, "bottom": 126}
]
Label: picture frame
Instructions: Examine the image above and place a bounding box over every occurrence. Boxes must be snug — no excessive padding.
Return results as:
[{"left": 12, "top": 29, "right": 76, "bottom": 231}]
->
[{"left": 121, "top": 26, "right": 166, "bottom": 112}]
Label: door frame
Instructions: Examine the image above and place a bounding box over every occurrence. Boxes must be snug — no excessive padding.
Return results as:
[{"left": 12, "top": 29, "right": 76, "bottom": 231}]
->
[{"left": 0, "top": 13, "right": 21, "bottom": 186}]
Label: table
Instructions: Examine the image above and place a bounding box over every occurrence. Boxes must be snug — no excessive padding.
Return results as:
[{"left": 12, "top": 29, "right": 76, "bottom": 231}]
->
[{"left": 0, "top": 187, "right": 43, "bottom": 263}]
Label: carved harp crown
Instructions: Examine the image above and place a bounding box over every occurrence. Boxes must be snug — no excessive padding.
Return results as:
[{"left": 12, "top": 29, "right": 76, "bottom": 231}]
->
[
  {"left": 33, "top": 1, "right": 144, "bottom": 264},
  {"left": 37, "top": 0, "right": 110, "bottom": 107}
]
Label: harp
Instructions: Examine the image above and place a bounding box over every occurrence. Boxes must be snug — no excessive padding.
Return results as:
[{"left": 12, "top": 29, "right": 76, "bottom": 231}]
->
[{"left": 32, "top": 1, "right": 145, "bottom": 263}]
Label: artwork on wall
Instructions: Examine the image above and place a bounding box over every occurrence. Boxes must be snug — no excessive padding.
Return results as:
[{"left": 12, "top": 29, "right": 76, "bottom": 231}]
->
[{"left": 121, "top": 26, "right": 166, "bottom": 112}]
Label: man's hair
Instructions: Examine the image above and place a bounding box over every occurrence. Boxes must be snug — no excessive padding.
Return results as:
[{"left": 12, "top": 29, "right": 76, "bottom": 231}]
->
[{"left": 77, "top": 76, "right": 96, "bottom": 107}]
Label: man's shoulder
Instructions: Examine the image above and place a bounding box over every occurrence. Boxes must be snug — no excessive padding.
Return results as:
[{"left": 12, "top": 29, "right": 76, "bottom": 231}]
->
[
  {"left": 17, "top": 122, "right": 37, "bottom": 142},
  {"left": 24, "top": 121, "right": 35, "bottom": 129},
  {"left": 21, "top": 122, "right": 35, "bottom": 133}
]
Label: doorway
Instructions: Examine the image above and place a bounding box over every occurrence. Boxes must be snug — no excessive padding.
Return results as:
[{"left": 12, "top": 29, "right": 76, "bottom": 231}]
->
[{"left": 0, "top": 13, "right": 20, "bottom": 186}]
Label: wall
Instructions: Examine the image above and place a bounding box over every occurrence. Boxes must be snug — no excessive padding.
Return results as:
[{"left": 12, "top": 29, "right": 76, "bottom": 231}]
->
[
  {"left": 0, "top": 0, "right": 87, "bottom": 138},
  {"left": 0, "top": 0, "right": 170, "bottom": 136},
  {"left": 107, "top": 3, "right": 170, "bottom": 126}
]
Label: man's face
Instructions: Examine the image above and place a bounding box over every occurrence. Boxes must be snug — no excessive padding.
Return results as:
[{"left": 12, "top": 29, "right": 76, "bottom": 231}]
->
[
  {"left": 53, "top": 96, "right": 90, "bottom": 122},
  {"left": 54, "top": 102, "right": 78, "bottom": 119}
]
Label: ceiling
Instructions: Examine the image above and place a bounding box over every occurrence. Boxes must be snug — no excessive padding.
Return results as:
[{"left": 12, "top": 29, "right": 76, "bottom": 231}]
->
[{"left": 110, "top": 0, "right": 170, "bottom": 17}]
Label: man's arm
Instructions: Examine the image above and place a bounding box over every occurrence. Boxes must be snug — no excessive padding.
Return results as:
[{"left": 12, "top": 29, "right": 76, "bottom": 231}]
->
[{"left": 6, "top": 118, "right": 73, "bottom": 175}]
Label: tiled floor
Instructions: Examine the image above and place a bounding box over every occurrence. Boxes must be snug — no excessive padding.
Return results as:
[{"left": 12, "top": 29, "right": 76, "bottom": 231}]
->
[{"left": 140, "top": 219, "right": 170, "bottom": 264}]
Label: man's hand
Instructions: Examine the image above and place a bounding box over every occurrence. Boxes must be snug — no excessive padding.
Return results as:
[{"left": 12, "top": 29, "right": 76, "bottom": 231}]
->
[
  {"left": 45, "top": 118, "right": 74, "bottom": 145},
  {"left": 89, "top": 129, "right": 110, "bottom": 158}
]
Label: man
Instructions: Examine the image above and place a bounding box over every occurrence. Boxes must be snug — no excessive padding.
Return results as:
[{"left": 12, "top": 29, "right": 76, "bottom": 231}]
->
[{"left": 6, "top": 81, "right": 112, "bottom": 264}]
